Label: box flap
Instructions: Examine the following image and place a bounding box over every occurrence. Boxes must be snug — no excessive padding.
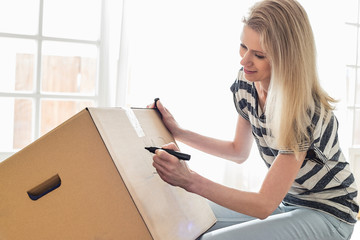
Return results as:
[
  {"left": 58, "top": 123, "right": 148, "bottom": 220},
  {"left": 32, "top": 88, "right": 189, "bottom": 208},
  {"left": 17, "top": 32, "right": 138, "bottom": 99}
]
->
[{"left": 88, "top": 107, "right": 216, "bottom": 240}]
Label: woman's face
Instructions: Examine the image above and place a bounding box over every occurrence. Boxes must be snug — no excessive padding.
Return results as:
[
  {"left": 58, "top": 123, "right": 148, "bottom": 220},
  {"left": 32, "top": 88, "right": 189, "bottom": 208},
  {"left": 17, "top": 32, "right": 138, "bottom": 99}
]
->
[{"left": 240, "top": 26, "right": 271, "bottom": 86}]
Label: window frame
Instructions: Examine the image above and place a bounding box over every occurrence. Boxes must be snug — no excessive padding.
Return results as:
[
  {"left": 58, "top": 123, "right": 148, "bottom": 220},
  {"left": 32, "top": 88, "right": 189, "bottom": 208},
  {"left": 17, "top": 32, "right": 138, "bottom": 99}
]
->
[
  {"left": 346, "top": 0, "right": 360, "bottom": 160},
  {"left": 345, "top": 1, "right": 360, "bottom": 204},
  {"left": 0, "top": 0, "right": 116, "bottom": 158}
]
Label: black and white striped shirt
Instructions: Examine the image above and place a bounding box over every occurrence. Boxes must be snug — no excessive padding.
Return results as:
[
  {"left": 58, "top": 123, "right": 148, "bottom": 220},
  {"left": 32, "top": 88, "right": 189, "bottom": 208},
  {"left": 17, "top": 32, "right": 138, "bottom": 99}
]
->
[{"left": 230, "top": 68, "right": 359, "bottom": 224}]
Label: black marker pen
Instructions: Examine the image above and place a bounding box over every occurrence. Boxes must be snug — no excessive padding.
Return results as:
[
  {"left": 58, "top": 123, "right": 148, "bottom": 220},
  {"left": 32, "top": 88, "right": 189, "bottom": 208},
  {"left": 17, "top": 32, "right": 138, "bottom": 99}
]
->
[{"left": 145, "top": 147, "right": 191, "bottom": 161}]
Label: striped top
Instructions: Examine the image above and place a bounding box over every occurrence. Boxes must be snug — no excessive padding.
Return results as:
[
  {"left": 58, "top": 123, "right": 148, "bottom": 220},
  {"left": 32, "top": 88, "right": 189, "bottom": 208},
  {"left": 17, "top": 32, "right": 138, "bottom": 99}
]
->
[{"left": 230, "top": 68, "right": 359, "bottom": 224}]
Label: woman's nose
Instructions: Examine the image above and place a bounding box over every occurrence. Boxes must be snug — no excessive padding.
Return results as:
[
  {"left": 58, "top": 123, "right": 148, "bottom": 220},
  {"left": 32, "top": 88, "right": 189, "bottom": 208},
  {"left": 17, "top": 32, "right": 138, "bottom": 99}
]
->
[{"left": 240, "top": 52, "right": 251, "bottom": 66}]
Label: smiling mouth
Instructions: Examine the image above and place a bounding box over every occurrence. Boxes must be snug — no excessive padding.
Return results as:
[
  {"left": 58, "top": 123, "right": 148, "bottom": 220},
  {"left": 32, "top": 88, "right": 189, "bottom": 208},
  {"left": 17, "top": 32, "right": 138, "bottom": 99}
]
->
[{"left": 244, "top": 68, "right": 257, "bottom": 74}]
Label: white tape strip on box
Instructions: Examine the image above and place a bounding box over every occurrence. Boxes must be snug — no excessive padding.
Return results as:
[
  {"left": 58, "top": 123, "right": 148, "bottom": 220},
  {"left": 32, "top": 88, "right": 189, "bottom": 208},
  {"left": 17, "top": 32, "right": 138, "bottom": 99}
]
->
[{"left": 124, "top": 107, "right": 145, "bottom": 138}]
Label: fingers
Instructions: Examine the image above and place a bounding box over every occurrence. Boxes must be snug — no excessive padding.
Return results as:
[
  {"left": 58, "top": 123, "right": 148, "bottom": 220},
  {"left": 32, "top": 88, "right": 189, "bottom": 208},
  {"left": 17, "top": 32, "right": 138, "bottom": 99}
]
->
[
  {"left": 152, "top": 150, "right": 192, "bottom": 189},
  {"left": 154, "top": 148, "right": 178, "bottom": 163},
  {"left": 152, "top": 151, "right": 176, "bottom": 181},
  {"left": 146, "top": 99, "right": 181, "bottom": 139},
  {"left": 155, "top": 99, "right": 164, "bottom": 111},
  {"left": 161, "top": 142, "right": 180, "bottom": 151},
  {"left": 154, "top": 99, "right": 168, "bottom": 118},
  {"left": 146, "top": 99, "right": 168, "bottom": 115},
  {"left": 146, "top": 102, "right": 155, "bottom": 108},
  {"left": 146, "top": 98, "right": 160, "bottom": 109},
  {"left": 152, "top": 158, "right": 172, "bottom": 184},
  {"left": 146, "top": 98, "right": 162, "bottom": 109},
  {"left": 152, "top": 143, "right": 180, "bottom": 171},
  {"left": 152, "top": 150, "right": 184, "bottom": 187}
]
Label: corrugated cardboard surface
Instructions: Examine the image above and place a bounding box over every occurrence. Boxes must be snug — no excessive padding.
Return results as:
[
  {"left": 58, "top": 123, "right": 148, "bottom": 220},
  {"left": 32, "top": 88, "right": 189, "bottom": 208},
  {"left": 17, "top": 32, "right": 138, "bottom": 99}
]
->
[
  {"left": 89, "top": 107, "right": 216, "bottom": 240},
  {"left": 0, "top": 109, "right": 151, "bottom": 240},
  {"left": 0, "top": 107, "right": 216, "bottom": 240}
]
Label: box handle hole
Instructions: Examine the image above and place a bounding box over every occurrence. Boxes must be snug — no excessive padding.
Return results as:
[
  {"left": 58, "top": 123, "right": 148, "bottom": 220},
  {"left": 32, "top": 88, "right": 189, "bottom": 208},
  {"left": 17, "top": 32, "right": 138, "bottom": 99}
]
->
[{"left": 27, "top": 174, "right": 61, "bottom": 201}]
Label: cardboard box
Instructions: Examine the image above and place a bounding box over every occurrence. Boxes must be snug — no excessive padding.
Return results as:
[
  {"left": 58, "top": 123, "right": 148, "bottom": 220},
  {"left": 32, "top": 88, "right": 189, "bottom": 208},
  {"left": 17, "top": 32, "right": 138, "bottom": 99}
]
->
[{"left": 0, "top": 107, "right": 216, "bottom": 240}]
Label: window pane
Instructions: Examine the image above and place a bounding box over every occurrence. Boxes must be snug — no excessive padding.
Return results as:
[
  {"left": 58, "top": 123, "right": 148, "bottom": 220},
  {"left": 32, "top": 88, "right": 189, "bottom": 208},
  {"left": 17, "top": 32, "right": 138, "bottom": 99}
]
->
[
  {"left": 0, "top": 97, "right": 33, "bottom": 151},
  {"left": 344, "top": 24, "right": 357, "bottom": 66},
  {"left": 347, "top": 66, "right": 356, "bottom": 105},
  {"left": 357, "top": 69, "right": 360, "bottom": 106},
  {"left": 344, "top": 0, "right": 359, "bottom": 24},
  {"left": 43, "top": 0, "right": 101, "bottom": 40},
  {"left": 0, "top": 0, "right": 39, "bottom": 35},
  {"left": 41, "top": 41, "right": 97, "bottom": 94},
  {"left": 40, "top": 100, "right": 94, "bottom": 136},
  {"left": 354, "top": 110, "right": 360, "bottom": 145},
  {"left": 0, "top": 38, "right": 36, "bottom": 92},
  {"left": 13, "top": 99, "right": 33, "bottom": 149}
]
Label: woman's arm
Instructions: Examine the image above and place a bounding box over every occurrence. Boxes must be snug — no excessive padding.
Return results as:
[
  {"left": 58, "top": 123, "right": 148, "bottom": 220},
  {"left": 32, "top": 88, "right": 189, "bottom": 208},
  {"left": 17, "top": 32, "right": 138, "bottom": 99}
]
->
[
  {"left": 152, "top": 100, "right": 253, "bottom": 163},
  {"left": 190, "top": 152, "right": 306, "bottom": 219},
  {"left": 153, "top": 145, "right": 306, "bottom": 219}
]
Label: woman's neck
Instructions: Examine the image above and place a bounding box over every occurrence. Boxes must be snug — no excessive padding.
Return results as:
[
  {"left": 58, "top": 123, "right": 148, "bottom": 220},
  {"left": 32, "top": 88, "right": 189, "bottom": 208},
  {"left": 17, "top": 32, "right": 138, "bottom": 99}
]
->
[{"left": 255, "top": 82, "right": 268, "bottom": 112}]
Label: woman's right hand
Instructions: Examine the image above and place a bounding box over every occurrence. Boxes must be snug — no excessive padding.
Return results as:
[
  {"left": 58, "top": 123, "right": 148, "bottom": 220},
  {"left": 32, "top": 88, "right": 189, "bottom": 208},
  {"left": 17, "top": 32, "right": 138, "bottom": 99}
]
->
[{"left": 147, "top": 99, "right": 183, "bottom": 139}]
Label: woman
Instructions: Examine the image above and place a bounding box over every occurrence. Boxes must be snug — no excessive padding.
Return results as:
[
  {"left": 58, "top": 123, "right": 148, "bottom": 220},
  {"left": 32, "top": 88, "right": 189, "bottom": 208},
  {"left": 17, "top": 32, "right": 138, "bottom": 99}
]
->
[{"left": 149, "top": 0, "right": 359, "bottom": 239}]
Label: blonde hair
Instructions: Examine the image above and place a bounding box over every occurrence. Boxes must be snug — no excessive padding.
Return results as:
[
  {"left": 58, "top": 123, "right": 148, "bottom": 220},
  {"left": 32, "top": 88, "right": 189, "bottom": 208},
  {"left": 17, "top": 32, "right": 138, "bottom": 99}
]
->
[{"left": 243, "top": 0, "right": 336, "bottom": 155}]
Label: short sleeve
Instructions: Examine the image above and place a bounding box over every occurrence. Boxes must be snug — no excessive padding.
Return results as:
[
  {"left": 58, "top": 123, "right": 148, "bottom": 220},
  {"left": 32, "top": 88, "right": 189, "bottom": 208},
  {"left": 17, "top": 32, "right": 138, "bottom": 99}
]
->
[
  {"left": 278, "top": 103, "right": 321, "bottom": 155},
  {"left": 230, "top": 69, "right": 252, "bottom": 121}
]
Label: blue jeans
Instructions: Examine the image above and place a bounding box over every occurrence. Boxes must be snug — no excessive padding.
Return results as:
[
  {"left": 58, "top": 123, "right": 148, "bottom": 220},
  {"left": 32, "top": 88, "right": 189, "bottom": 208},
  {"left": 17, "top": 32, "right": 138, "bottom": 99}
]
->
[{"left": 198, "top": 202, "right": 355, "bottom": 240}]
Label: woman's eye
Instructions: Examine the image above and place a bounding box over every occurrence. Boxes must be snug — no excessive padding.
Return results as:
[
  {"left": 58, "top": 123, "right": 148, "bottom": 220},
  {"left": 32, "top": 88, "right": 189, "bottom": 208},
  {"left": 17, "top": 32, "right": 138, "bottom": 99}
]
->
[{"left": 240, "top": 43, "right": 266, "bottom": 59}]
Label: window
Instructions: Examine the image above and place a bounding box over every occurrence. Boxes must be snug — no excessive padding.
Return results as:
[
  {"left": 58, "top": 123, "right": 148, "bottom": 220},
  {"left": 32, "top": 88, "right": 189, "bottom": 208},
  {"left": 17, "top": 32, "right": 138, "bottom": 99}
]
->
[
  {"left": 346, "top": 0, "right": 360, "bottom": 147},
  {"left": 1, "top": 0, "right": 358, "bottom": 192},
  {"left": 345, "top": 0, "right": 360, "bottom": 196},
  {"left": 0, "top": 0, "right": 121, "bottom": 155}
]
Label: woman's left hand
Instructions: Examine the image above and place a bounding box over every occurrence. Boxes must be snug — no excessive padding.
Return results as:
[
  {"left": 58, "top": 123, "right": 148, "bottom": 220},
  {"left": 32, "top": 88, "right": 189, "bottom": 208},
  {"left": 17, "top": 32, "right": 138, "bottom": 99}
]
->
[{"left": 152, "top": 142, "right": 193, "bottom": 190}]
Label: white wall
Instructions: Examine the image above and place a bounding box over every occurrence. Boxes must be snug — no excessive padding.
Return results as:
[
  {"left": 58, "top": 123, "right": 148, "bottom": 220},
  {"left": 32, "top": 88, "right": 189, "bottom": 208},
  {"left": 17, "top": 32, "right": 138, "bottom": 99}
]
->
[{"left": 121, "top": 0, "right": 353, "bottom": 189}]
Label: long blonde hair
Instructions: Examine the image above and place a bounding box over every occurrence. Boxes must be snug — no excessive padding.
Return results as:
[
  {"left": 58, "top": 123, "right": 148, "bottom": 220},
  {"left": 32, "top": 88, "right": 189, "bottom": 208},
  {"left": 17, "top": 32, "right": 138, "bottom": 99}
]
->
[{"left": 243, "top": 0, "right": 336, "bottom": 155}]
